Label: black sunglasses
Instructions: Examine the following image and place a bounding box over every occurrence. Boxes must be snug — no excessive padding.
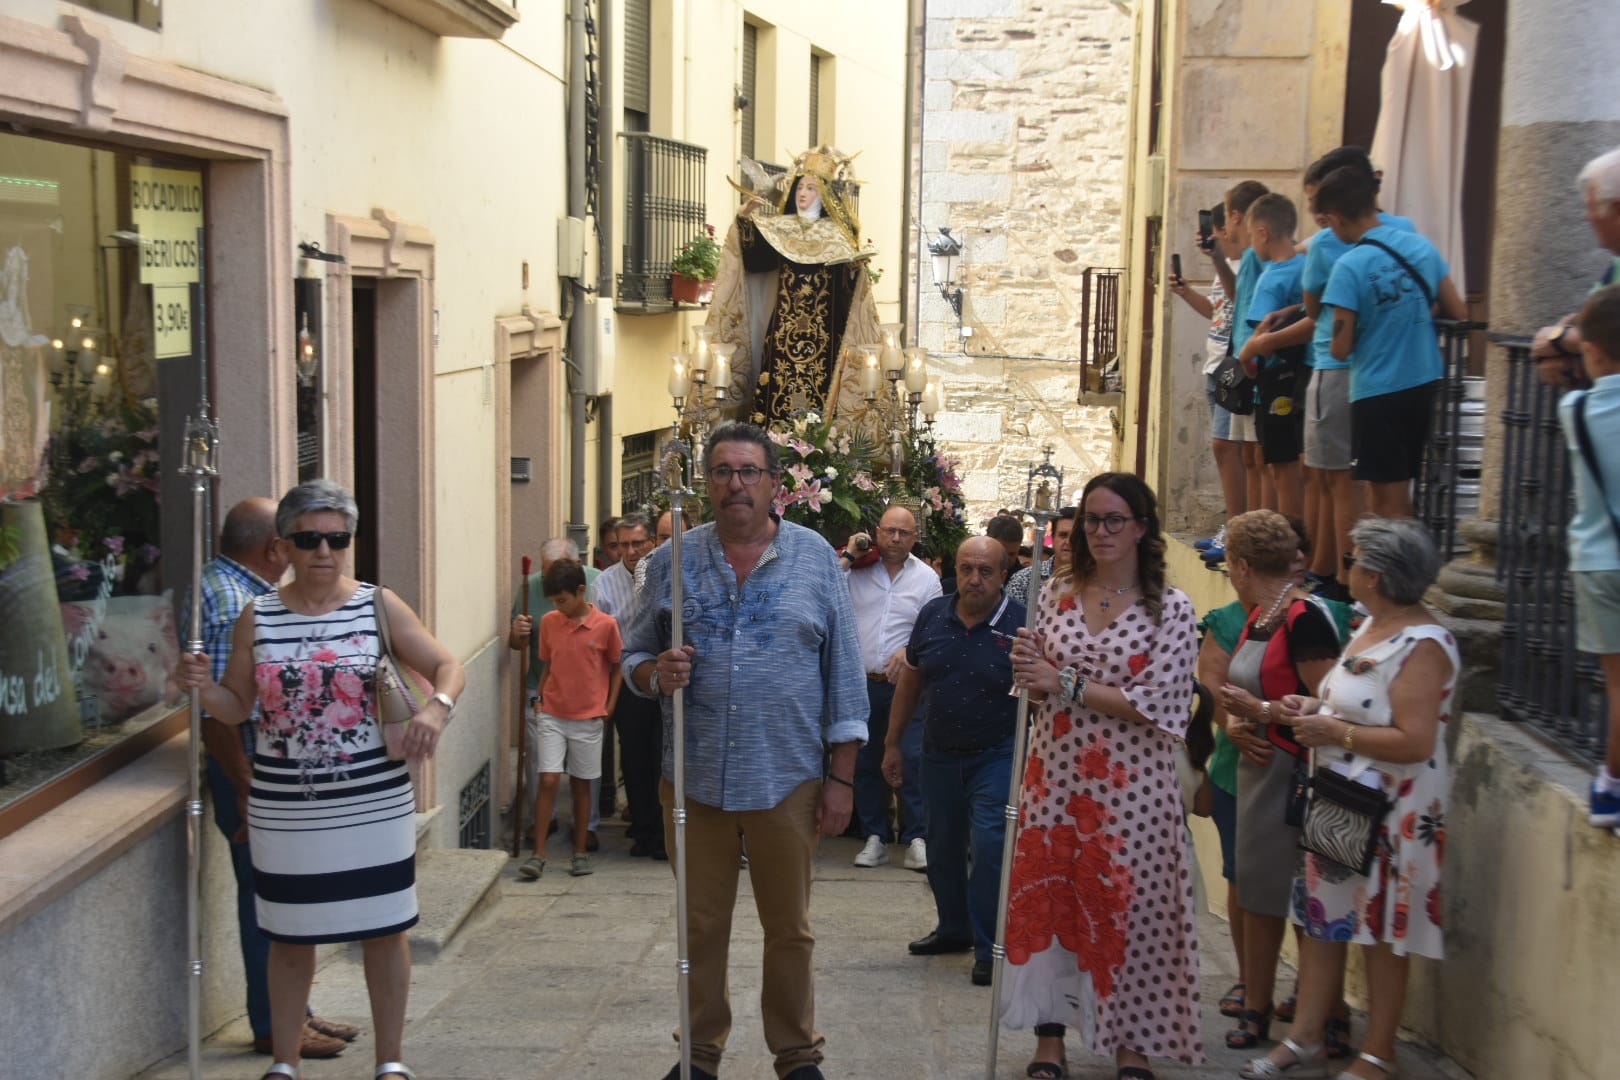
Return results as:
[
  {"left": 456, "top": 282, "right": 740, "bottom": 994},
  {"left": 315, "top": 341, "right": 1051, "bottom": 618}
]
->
[{"left": 286, "top": 530, "right": 353, "bottom": 551}]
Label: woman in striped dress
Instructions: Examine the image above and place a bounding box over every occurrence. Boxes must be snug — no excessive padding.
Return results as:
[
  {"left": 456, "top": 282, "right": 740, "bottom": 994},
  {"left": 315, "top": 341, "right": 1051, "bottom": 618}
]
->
[{"left": 177, "top": 480, "right": 464, "bottom": 1080}]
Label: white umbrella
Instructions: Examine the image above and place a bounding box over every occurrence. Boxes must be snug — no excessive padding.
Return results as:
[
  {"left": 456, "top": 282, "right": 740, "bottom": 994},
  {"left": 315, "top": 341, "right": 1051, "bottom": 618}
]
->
[{"left": 1370, "top": 0, "right": 1478, "bottom": 296}]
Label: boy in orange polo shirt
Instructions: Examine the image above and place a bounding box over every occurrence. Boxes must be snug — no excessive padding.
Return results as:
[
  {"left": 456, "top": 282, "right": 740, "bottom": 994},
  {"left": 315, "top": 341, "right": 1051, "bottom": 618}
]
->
[{"left": 520, "top": 560, "right": 623, "bottom": 879}]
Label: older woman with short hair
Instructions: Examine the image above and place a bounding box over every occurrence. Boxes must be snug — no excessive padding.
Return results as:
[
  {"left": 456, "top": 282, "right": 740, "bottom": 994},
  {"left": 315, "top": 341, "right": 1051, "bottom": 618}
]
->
[
  {"left": 177, "top": 479, "right": 464, "bottom": 1080},
  {"left": 1216, "top": 510, "right": 1343, "bottom": 1054},
  {"left": 1242, "top": 518, "right": 1458, "bottom": 1080}
]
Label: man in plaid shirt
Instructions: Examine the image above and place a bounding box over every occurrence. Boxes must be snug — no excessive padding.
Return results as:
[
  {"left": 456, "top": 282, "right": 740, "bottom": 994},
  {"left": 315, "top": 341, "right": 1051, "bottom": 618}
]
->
[{"left": 195, "top": 497, "right": 357, "bottom": 1058}]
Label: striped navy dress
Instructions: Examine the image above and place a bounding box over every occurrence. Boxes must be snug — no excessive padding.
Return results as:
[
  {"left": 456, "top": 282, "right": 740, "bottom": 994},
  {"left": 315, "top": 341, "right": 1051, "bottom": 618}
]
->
[{"left": 247, "top": 584, "right": 418, "bottom": 944}]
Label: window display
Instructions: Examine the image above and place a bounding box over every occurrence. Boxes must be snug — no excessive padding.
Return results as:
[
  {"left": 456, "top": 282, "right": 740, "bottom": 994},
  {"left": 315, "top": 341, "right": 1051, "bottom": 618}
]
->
[{"left": 0, "top": 131, "right": 204, "bottom": 817}]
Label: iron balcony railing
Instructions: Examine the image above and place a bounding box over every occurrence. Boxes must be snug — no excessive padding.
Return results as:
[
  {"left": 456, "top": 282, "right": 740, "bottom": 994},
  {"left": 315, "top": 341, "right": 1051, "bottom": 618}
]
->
[
  {"left": 1414, "top": 319, "right": 1488, "bottom": 559},
  {"left": 1496, "top": 335, "right": 1609, "bottom": 764},
  {"left": 619, "top": 133, "right": 707, "bottom": 310}
]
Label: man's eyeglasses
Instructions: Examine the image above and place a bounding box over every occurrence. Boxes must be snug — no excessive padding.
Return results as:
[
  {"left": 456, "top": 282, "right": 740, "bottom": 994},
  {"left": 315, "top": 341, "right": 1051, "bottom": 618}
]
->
[
  {"left": 878, "top": 527, "right": 916, "bottom": 539},
  {"left": 285, "top": 530, "right": 353, "bottom": 551},
  {"left": 709, "top": 464, "right": 769, "bottom": 486},
  {"left": 1080, "top": 513, "right": 1139, "bottom": 535}
]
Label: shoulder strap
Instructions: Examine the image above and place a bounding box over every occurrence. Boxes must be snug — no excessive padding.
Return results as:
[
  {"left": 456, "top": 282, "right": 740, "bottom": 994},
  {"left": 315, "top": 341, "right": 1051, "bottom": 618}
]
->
[
  {"left": 1573, "top": 392, "right": 1620, "bottom": 542},
  {"left": 372, "top": 586, "right": 395, "bottom": 659},
  {"left": 1357, "top": 236, "right": 1435, "bottom": 310}
]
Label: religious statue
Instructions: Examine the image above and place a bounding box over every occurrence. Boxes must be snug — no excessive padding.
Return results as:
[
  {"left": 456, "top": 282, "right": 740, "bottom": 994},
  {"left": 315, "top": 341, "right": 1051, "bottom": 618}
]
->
[{"left": 704, "top": 146, "right": 884, "bottom": 434}]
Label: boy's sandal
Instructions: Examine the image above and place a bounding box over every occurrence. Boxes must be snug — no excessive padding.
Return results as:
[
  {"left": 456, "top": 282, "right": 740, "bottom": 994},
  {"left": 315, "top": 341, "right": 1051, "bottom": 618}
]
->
[
  {"left": 1226, "top": 1004, "right": 1274, "bottom": 1049},
  {"left": 1239, "top": 1038, "right": 1330, "bottom": 1080},
  {"left": 1025, "top": 1059, "right": 1066, "bottom": 1079},
  {"left": 1275, "top": 995, "right": 1298, "bottom": 1023},
  {"left": 375, "top": 1064, "right": 417, "bottom": 1080},
  {"left": 1219, "top": 982, "right": 1247, "bottom": 1018},
  {"left": 1325, "top": 1015, "right": 1352, "bottom": 1059},
  {"left": 262, "top": 1066, "right": 301, "bottom": 1080},
  {"left": 1336, "top": 1050, "right": 1396, "bottom": 1079}
]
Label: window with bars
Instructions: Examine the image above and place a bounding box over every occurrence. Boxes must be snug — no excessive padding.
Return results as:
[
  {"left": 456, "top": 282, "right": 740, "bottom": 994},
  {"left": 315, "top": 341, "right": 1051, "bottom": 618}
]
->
[
  {"left": 741, "top": 23, "right": 758, "bottom": 161},
  {"left": 624, "top": 0, "right": 651, "bottom": 118},
  {"left": 1077, "top": 266, "right": 1124, "bottom": 399},
  {"left": 618, "top": 133, "right": 708, "bottom": 310}
]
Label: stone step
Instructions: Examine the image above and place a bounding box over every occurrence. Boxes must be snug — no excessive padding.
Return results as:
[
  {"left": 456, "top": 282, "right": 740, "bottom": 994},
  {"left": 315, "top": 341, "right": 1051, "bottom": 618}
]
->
[{"left": 403, "top": 846, "right": 506, "bottom": 959}]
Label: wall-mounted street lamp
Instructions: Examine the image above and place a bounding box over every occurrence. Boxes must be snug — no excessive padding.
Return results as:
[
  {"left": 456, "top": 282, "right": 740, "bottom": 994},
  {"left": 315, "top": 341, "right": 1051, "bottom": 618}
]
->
[{"left": 927, "top": 227, "right": 964, "bottom": 325}]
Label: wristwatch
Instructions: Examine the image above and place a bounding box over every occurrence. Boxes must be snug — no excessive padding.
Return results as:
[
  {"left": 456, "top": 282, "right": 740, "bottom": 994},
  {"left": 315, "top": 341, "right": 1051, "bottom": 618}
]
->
[
  {"left": 648, "top": 668, "right": 662, "bottom": 696},
  {"left": 428, "top": 691, "right": 455, "bottom": 714},
  {"left": 1549, "top": 324, "right": 1576, "bottom": 356}
]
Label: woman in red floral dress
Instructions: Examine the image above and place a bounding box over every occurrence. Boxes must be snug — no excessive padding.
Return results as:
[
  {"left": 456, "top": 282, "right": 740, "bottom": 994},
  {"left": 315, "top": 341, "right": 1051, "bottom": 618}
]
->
[{"left": 1007, "top": 473, "right": 1202, "bottom": 1080}]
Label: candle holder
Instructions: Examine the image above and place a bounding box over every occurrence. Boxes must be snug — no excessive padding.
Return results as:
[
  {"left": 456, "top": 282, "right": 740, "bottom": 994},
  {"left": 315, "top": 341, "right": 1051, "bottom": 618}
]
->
[{"left": 668, "top": 334, "right": 735, "bottom": 483}]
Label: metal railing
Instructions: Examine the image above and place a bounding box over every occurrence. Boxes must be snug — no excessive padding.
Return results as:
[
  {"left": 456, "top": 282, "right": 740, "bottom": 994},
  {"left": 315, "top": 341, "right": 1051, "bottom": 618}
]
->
[
  {"left": 1415, "top": 319, "right": 1487, "bottom": 558},
  {"left": 619, "top": 133, "right": 707, "bottom": 309},
  {"left": 1078, "top": 266, "right": 1123, "bottom": 396},
  {"left": 1496, "top": 335, "right": 1610, "bottom": 764}
]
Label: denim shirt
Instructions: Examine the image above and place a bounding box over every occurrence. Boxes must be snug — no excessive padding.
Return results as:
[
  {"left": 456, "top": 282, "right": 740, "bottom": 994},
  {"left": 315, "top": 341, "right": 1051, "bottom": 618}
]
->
[{"left": 622, "top": 518, "right": 869, "bottom": 811}]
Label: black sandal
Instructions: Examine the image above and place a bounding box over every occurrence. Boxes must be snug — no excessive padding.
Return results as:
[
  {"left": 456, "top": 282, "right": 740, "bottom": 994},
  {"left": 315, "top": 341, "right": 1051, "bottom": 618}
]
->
[
  {"left": 1225, "top": 1004, "right": 1273, "bottom": 1049},
  {"left": 1117, "top": 1068, "right": 1155, "bottom": 1080},
  {"left": 1025, "top": 1061, "right": 1066, "bottom": 1080},
  {"left": 1219, "top": 982, "right": 1247, "bottom": 1018}
]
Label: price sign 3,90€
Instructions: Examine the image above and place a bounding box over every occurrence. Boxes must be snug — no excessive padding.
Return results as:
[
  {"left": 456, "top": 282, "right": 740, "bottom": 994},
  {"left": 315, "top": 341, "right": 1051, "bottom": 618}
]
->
[{"left": 130, "top": 164, "right": 203, "bottom": 359}]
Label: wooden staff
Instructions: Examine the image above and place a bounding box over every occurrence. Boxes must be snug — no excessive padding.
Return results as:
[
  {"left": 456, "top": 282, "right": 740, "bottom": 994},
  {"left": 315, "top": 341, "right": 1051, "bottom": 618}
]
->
[{"left": 511, "top": 554, "right": 532, "bottom": 858}]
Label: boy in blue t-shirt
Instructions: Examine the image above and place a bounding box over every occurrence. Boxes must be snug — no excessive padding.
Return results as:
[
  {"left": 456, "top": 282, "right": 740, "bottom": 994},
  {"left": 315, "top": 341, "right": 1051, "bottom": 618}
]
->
[
  {"left": 1299, "top": 146, "right": 1416, "bottom": 593},
  {"left": 1238, "top": 193, "right": 1308, "bottom": 517},
  {"left": 1317, "top": 166, "right": 1466, "bottom": 518},
  {"left": 1559, "top": 285, "right": 1620, "bottom": 830},
  {"left": 1220, "top": 180, "right": 1273, "bottom": 517}
]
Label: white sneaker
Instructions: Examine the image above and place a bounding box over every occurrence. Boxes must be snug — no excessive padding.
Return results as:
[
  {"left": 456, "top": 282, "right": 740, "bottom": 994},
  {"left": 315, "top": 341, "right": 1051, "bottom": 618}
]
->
[
  {"left": 903, "top": 837, "right": 928, "bottom": 871},
  {"left": 853, "top": 835, "right": 889, "bottom": 867}
]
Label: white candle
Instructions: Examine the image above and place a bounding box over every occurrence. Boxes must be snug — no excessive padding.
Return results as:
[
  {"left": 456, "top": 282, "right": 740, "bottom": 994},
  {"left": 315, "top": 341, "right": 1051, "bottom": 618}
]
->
[
  {"left": 922, "top": 381, "right": 942, "bottom": 417},
  {"left": 904, "top": 348, "right": 928, "bottom": 393},
  {"left": 668, "top": 353, "right": 690, "bottom": 399},
  {"left": 690, "top": 326, "right": 710, "bottom": 373},
  {"left": 861, "top": 354, "right": 881, "bottom": 398},
  {"left": 712, "top": 352, "right": 731, "bottom": 395}
]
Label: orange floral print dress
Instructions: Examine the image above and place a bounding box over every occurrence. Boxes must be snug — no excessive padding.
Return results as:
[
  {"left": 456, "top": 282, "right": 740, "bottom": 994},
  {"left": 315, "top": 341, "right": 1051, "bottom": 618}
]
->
[{"left": 998, "top": 579, "right": 1204, "bottom": 1065}]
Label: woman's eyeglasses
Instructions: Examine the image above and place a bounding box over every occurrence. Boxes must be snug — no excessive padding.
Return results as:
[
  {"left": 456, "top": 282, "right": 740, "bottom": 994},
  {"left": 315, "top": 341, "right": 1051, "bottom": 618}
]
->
[
  {"left": 1080, "top": 513, "right": 1139, "bottom": 535},
  {"left": 708, "top": 465, "right": 768, "bottom": 486},
  {"left": 286, "top": 530, "right": 353, "bottom": 551}
]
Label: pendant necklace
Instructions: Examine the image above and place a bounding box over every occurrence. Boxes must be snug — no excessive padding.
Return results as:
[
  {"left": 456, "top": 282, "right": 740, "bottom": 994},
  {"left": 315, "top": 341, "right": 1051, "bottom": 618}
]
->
[{"left": 1098, "top": 581, "right": 1138, "bottom": 609}]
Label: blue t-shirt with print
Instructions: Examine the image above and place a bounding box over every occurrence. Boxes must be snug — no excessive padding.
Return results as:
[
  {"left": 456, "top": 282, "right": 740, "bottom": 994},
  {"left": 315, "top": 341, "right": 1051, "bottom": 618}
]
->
[
  {"left": 1302, "top": 213, "right": 1416, "bottom": 371},
  {"left": 1320, "top": 225, "right": 1449, "bottom": 402},
  {"left": 1229, "top": 247, "right": 1265, "bottom": 355},
  {"left": 1247, "top": 253, "right": 1306, "bottom": 367}
]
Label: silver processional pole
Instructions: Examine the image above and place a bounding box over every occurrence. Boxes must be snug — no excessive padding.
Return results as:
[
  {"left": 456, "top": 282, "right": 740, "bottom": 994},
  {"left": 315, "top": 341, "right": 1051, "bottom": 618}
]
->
[
  {"left": 179, "top": 400, "right": 220, "bottom": 1080},
  {"left": 985, "top": 448, "right": 1063, "bottom": 1079},
  {"left": 662, "top": 425, "right": 695, "bottom": 1080}
]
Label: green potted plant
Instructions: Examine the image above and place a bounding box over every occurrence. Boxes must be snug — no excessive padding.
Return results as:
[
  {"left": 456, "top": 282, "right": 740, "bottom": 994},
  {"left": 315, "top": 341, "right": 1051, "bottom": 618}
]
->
[{"left": 671, "top": 224, "right": 721, "bottom": 305}]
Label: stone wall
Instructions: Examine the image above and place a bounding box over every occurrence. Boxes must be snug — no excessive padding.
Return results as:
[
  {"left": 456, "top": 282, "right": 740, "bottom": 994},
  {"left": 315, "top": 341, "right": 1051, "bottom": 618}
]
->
[{"left": 914, "top": 0, "right": 1135, "bottom": 521}]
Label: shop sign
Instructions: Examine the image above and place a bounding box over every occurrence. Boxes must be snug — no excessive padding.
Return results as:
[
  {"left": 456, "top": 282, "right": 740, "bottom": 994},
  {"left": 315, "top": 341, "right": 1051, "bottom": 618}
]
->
[{"left": 130, "top": 164, "right": 202, "bottom": 358}]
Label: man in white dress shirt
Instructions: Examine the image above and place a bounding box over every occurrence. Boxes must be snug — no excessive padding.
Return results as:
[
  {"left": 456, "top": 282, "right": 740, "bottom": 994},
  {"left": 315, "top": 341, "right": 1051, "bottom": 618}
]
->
[{"left": 840, "top": 503, "right": 942, "bottom": 869}]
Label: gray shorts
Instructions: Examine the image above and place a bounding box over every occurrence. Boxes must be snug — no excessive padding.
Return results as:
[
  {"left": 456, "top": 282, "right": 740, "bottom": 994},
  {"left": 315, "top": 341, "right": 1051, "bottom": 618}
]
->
[
  {"left": 1229, "top": 409, "right": 1258, "bottom": 444},
  {"left": 1574, "top": 570, "right": 1620, "bottom": 654},
  {"left": 1304, "top": 366, "right": 1353, "bottom": 470}
]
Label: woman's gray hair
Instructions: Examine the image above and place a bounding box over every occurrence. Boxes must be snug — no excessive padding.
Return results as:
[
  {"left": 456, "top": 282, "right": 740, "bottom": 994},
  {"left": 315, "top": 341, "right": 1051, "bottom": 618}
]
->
[
  {"left": 539, "top": 537, "right": 580, "bottom": 564},
  {"left": 276, "top": 479, "right": 359, "bottom": 537},
  {"left": 1350, "top": 517, "right": 1441, "bottom": 606}
]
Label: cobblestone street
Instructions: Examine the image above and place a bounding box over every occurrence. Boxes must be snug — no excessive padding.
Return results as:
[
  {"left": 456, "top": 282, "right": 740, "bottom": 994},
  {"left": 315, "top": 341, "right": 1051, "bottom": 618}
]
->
[{"left": 136, "top": 824, "right": 1466, "bottom": 1080}]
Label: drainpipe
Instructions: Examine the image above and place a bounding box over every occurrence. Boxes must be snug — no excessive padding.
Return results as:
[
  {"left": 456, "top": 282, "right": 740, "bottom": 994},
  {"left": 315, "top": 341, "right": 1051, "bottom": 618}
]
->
[
  {"left": 900, "top": 0, "right": 921, "bottom": 338},
  {"left": 595, "top": 0, "right": 617, "bottom": 522},
  {"left": 566, "top": 0, "right": 591, "bottom": 555}
]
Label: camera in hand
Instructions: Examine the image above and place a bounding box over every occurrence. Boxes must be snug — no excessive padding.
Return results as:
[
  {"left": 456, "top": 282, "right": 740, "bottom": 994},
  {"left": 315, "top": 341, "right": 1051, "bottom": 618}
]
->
[{"left": 851, "top": 534, "right": 871, "bottom": 553}]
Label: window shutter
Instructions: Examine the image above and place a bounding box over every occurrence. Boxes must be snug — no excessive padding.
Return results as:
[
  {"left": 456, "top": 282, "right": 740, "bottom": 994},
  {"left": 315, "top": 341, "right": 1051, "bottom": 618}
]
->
[
  {"left": 809, "top": 54, "right": 821, "bottom": 146},
  {"left": 741, "top": 23, "right": 758, "bottom": 160},
  {"left": 624, "top": 0, "right": 651, "bottom": 117}
]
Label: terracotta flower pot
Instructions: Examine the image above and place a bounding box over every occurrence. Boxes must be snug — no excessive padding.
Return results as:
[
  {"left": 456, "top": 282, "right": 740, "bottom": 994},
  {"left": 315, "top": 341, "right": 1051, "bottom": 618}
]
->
[{"left": 671, "top": 274, "right": 715, "bottom": 305}]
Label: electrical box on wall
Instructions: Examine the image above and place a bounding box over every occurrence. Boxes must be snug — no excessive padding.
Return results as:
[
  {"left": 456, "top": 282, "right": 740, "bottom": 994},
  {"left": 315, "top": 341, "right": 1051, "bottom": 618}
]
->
[
  {"left": 557, "top": 216, "right": 586, "bottom": 279},
  {"left": 579, "top": 299, "right": 616, "bottom": 396}
]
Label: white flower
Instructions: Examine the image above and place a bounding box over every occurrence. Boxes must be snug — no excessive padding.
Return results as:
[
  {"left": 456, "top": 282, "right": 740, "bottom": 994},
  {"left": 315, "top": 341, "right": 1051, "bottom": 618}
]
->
[
  {"left": 108, "top": 451, "right": 123, "bottom": 462},
  {"left": 824, "top": 466, "right": 838, "bottom": 480}
]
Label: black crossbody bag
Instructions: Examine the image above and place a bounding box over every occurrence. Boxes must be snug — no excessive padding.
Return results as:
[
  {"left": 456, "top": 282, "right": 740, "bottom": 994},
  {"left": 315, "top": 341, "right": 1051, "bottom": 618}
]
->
[{"left": 1356, "top": 236, "right": 1435, "bottom": 310}]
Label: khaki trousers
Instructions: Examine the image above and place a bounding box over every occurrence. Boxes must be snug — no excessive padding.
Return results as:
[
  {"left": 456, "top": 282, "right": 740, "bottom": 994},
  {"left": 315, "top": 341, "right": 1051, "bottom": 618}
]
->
[{"left": 660, "top": 777, "right": 825, "bottom": 1078}]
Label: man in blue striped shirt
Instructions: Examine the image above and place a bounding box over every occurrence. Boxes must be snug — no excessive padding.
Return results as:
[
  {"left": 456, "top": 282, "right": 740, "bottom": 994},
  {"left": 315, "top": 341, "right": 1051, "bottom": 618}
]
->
[{"left": 623, "top": 422, "right": 867, "bottom": 1080}]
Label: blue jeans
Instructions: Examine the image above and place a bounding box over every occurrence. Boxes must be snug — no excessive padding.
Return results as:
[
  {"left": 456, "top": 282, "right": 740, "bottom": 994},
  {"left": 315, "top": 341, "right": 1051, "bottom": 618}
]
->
[
  {"left": 854, "top": 681, "right": 927, "bottom": 843},
  {"left": 206, "top": 756, "right": 271, "bottom": 1039},
  {"left": 920, "top": 738, "right": 1013, "bottom": 964}
]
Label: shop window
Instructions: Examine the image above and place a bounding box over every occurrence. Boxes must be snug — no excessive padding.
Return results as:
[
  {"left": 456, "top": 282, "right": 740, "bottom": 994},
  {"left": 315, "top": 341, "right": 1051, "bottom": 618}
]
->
[{"left": 0, "top": 131, "right": 205, "bottom": 827}]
